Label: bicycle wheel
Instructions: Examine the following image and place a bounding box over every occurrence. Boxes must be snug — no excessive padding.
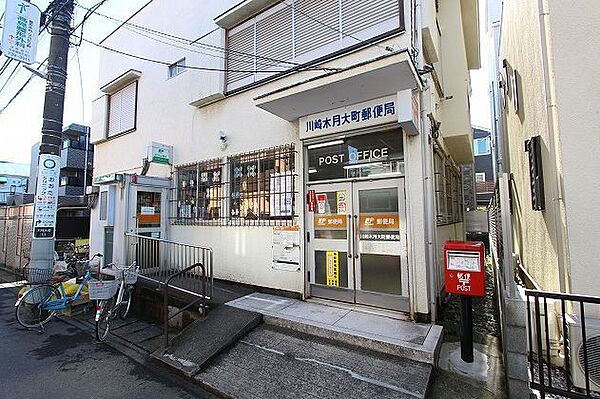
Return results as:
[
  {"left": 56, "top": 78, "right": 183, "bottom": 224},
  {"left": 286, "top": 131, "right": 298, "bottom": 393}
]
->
[
  {"left": 119, "top": 285, "right": 134, "bottom": 320},
  {"left": 16, "top": 285, "right": 62, "bottom": 328},
  {"left": 95, "top": 297, "right": 114, "bottom": 342}
]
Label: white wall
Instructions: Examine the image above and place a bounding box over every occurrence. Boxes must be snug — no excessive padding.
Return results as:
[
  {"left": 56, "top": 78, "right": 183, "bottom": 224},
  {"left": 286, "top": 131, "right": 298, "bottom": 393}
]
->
[
  {"left": 90, "top": 0, "right": 475, "bottom": 313},
  {"left": 546, "top": 0, "right": 600, "bottom": 296}
]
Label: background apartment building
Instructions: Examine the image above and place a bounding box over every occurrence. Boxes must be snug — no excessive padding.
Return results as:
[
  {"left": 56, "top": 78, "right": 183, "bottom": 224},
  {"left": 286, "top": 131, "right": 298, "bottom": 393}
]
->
[
  {"left": 89, "top": 0, "right": 479, "bottom": 321},
  {"left": 0, "top": 162, "right": 29, "bottom": 205}
]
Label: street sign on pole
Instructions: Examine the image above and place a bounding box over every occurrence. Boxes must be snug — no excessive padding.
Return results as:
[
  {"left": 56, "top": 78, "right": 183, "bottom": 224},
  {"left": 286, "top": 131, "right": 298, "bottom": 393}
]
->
[
  {"left": 33, "top": 154, "right": 60, "bottom": 238},
  {"left": 1, "top": 0, "right": 41, "bottom": 64}
]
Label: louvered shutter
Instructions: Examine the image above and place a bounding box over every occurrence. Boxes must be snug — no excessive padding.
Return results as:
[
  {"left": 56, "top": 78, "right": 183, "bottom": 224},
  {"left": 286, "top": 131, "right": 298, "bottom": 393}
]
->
[
  {"left": 255, "top": 6, "right": 293, "bottom": 71},
  {"left": 107, "top": 90, "right": 122, "bottom": 137},
  {"left": 120, "top": 82, "right": 137, "bottom": 132},
  {"left": 342, "top": 0, "right": 400, "bottom": 37},
  {"left": 294, "top": 0, "right": 339, "bottom": 57},
  {"left": 227, "top": 24, "right": 255, "bottom": 87},
  {"left": 107, "top": 82, "right": 137, "bottom": 137}
]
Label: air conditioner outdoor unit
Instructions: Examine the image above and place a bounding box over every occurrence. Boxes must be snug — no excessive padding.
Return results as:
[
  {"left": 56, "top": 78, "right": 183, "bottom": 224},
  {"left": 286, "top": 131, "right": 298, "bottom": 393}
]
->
[{"left": 567, "top": 315, "right": 600, "bottom": 392}]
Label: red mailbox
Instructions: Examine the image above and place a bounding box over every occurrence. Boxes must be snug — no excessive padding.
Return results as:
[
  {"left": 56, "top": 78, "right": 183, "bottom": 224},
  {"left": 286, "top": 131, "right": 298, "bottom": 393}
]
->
[{"left": 444, "top": 241, "right": 485, "bottom": 297}]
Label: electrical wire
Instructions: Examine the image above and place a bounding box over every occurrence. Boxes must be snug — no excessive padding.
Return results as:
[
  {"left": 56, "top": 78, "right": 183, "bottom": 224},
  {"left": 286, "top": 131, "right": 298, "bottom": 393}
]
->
[
  {"left": 72, "top": 3, "right": 340, "bottom": 71},
  {"left": 73, "top": 34, "right": 306, "bottom": 73},
  {"left": 0, "top": 58, "right": 48, "bottom": 116},
  {"left": 75, "top": 47, "right": 85, "bottom": 121}
]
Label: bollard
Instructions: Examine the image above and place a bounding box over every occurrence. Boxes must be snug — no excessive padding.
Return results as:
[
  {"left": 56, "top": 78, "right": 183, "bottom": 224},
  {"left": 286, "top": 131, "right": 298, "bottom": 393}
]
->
[{"left": 460, "top": 296, "right": 474, "bottom": 363}]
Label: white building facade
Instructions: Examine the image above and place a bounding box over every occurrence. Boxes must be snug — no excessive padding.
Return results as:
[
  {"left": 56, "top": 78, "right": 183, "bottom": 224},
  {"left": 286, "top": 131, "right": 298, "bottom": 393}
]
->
[{"left": 89, "top": 0, "right": 479, "bottom": 321}]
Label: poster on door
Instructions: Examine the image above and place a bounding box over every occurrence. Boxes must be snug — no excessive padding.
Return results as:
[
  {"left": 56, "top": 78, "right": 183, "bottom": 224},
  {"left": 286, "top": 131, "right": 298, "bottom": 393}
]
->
[
  {"left": 336, "top": 191, "right": 347, "bottom": 214},
  {"left": 316, "top": 193, "right": 328, "bottom": 214},
  {"left": 272, "top": 226, "right": 301, "bottom": 271},
  {"left": 326, "top": 251, "right": 339, "bottom": 287}
]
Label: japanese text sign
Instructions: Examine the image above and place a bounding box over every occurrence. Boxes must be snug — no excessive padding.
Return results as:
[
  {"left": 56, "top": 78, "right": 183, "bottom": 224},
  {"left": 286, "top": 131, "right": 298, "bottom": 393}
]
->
[
  {"left": 299, "top": 95, "right": 398, "bottom": 139},
  {"left": 33, "top": 154, "right": 60, "bottom": 238},
  {"left": 1, "top": 0, "right": 40, "bottom": 64},
  {"left": 444, "top": 241, "right": 485, "bottom": 297}
]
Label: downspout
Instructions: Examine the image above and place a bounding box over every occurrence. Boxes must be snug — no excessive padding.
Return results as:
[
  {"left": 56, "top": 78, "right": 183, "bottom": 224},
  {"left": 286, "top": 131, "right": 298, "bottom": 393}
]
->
[
  {"left": 536, "top": 0, "right": 570, "bottom": 293},
  {"left": 415, "top": 0, "right": 438, "bottom": 322}
]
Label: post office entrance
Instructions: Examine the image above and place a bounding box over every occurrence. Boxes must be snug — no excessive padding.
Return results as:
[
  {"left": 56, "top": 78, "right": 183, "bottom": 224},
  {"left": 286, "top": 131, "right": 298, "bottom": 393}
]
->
[{"left": 304, "top": 129, "right": 409, "bottom": 311}]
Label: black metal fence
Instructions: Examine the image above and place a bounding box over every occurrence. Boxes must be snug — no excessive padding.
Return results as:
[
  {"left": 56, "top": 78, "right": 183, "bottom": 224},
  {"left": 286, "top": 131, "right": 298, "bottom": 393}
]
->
[{"left": 526, "top": 289, "right": 600, "bottom": 398}]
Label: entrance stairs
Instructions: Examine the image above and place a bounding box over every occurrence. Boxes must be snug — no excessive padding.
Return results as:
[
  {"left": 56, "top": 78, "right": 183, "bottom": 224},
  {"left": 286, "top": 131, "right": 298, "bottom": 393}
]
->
[{"left": 152, "top": 291, "right": 443, "bottom": 398}]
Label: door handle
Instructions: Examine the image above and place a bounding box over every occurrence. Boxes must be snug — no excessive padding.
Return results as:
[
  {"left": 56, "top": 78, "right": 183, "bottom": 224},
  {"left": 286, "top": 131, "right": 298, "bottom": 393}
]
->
[{"left": 347, "top": 214, "right": 352, "bottom": 259}]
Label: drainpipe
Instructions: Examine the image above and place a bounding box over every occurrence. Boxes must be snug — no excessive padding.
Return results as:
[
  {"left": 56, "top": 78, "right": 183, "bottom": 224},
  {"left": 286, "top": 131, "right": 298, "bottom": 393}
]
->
[
  {"left": 414, "top": 0, "right": 438, "bottom": 323},
  {"left": 536, "top": 0, "right": 570, "bottom": 293}
]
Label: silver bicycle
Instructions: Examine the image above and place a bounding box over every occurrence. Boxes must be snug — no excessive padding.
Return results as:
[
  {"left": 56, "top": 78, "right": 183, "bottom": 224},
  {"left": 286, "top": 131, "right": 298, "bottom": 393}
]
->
[{"left": 92, "top": 262, "right": 138, "bottom": 342}]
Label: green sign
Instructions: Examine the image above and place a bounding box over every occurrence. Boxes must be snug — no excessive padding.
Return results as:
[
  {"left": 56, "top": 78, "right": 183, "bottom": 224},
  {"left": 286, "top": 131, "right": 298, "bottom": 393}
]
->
[{"left": 151, "top": 142, "right": 172, "bottom": 165}]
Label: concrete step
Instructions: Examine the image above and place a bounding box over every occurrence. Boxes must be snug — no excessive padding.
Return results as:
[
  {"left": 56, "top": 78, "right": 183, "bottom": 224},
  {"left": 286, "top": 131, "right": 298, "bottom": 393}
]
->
[
  {"left": 151, "top": 304, "right": 262, "bottom": 377},
  {"left": 227, "top": 292, "right": 443, "bottom": 364},
  {"left": 195, "top": 324, "right": 433, "bottom": 399}
]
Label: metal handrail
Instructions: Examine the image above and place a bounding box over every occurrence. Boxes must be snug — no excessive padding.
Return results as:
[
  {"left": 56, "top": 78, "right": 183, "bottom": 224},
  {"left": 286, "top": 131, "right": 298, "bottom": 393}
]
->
[
  {"left": 526, "top": 288, "right": 600, "bottom": 398},
  {"left": 125, "top": 232, "right": 213, "bottom": 298},
  {"left": 163, "top": 262, "right": 206, "bottom": 347}
]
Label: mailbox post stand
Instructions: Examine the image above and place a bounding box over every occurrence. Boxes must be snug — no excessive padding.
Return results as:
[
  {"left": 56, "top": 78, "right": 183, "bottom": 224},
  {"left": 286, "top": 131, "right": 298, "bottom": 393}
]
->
[
  {"left": 460, "top": 296, "right": 474, "bottom": 363},
  {"left": 444, "top": 241, "right": 485, "bottom": 365}
]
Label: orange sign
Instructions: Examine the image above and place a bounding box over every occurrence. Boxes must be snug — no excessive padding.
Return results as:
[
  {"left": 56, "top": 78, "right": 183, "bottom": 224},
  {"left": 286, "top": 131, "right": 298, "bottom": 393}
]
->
[
  {"left": 314, "top": 215, "right": 347, "bottom": 229},
  {"left": 137, "top": 214, "right": 160, "bottom": 224},
  {"left": 359, "top": 214, "right": 399, "bottom": 230}
]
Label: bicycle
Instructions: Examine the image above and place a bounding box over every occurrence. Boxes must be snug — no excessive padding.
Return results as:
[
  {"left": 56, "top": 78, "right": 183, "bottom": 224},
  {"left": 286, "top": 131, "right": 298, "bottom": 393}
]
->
[
  {"left": 92, "top": 262, "right": 138, "bottom": 342},
  {"left": 15, "top": 253, "right": 103, "bottom": 329}
]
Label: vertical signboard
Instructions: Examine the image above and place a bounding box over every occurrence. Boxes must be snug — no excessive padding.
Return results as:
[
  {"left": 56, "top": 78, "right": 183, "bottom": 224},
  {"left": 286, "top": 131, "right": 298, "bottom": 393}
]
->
[
  {"left": 326, "top": 251, "right": 339, "bottom": 287},
  {"left": 33, "top": 154, "right": 61, "bottom": 238},
  {"left": 1, "top": 0, "right": 41, "bottom": 64}
]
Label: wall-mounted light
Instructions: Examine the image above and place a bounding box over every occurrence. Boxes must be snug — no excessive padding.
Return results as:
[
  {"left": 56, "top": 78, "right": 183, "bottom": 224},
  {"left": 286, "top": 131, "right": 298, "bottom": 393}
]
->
[{"left": 219, "top": 131, "right": 228, "bottom": 151}]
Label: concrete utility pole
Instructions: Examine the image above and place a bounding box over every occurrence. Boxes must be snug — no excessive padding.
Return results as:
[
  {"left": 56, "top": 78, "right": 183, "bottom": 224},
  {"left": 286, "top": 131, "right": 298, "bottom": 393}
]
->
[{"left": 29, "top": 0, "right": 74, "bottom": 273}]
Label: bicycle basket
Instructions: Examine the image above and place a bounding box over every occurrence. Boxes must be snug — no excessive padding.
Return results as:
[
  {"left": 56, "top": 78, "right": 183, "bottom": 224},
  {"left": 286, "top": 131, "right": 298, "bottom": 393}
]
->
[
  {"left": 118, "top": 266, "right": 139, "bottom": 285},
  {"left": 22, "top": 268, "right": 54, "bottom": 284},
  {"left": 87, "top": 279, "right": 119, "bottom": 300}
]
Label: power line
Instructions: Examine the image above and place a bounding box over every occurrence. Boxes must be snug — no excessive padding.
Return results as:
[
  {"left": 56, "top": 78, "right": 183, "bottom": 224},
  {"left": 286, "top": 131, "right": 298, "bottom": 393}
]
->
[
  {"left": 0, "top": 58, "right": 48, "bottom": 116},
  {"left": 0, "top": 62, "right": 21, "bottom": 93},
  {"left": 74, "top": 34, "right": 306, "bottom": 73},
  {"left": 73, "top": 3, "right": 340, "bottom": 72}
]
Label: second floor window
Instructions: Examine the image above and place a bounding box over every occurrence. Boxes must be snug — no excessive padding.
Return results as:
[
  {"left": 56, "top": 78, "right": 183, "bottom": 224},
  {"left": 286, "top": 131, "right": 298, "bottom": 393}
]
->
[
  {"left": 108, "top": 81, "right": 137, "bottom": 138},
  {"left": 168, "top": 58, "right": 186, "bottom": 78},
  {"left": 473, "top": 137, "right": 491, "bottom": 156},
  {"left": 226, "top": 0, "right": 403, "bottom": 91}
]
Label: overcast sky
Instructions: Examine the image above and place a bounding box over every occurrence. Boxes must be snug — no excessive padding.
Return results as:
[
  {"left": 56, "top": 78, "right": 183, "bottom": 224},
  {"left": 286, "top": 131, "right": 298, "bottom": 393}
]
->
[{"left": 0, "top": 0, "right": 491, "bottom": 166}]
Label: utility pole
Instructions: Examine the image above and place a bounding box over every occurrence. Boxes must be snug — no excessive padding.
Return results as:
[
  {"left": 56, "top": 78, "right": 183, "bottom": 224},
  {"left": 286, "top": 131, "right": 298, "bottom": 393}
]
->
[{"left": 29, "top": 0, "right": 74, "bottom": 273}]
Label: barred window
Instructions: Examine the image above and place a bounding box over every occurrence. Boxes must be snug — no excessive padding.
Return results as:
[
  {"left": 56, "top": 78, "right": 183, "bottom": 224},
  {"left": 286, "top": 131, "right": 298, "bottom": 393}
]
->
[
  {"left": 174, "top": 159, "right": 224, "bottom": 225},
  {"left": 434, "top": 147, "right": 463, "bottom": 225},
  {"left": 171, "top": 145, "right": 297, "bottom": 226},
  {"left": 229, "top": 144, "right": 296, "bottom": 225}
]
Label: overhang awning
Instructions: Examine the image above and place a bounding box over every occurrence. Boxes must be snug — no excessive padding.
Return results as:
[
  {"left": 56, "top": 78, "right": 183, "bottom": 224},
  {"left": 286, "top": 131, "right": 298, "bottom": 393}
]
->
[
  {"left": 254, "top": 51, "right": 421, "bottom": 121},
  {"left": 215, "top": 0, "right": 280, "bottom": 29}
]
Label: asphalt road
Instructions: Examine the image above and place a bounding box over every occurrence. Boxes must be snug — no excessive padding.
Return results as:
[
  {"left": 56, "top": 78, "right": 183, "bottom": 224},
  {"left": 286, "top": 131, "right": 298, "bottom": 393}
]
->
[{"left": 0, "top": 283, "right": 213, "bottom": 399}]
